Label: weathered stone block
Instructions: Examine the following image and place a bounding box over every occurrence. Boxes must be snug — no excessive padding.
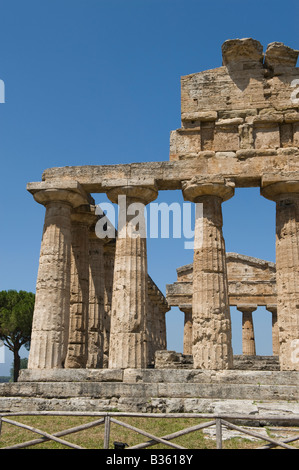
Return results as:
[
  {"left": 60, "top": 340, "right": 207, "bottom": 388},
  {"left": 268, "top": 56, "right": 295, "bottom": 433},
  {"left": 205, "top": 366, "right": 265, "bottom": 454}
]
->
[
  {"left": 200, "top": 122, "right": 214, "bottom": 150},
  {"left": 239, "top": 123, "right": 254, "bottom": 149},
  {"left": 181, "top": 111, "right": 218, "bottom": 122},
  {"left": 18, "top": 368, "right": 124, "bottom": 382},
  {"left": 254, "top": 124, "right": 280, "bottom": 149},
  {"left": 169, "top": 129, "right": 201, "bottom": 158},
  {"left": 214, "top": 125, "right": 239, "bottom": 151},
  {"left": 264, "top": 42, "right": 299, "bottom": 68},
  {"left": 280, "top": 123, "right": 294, "bottom": 147},
  {"left": 294, "top": 123, "right": 299, "bottom": 147}
]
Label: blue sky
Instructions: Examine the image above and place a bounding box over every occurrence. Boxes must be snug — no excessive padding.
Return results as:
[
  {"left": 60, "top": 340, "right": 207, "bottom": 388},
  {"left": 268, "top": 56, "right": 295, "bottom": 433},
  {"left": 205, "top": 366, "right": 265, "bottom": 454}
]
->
[{"left": 0, "top": 0, "right": 298, "bottom": 374}]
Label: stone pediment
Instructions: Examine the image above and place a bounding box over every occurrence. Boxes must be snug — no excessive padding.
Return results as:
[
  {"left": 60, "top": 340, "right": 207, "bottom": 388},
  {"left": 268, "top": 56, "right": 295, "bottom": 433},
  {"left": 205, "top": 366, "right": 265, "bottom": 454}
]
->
[{"left": 166, "top": 252, "right": 276, "bottom": 308}]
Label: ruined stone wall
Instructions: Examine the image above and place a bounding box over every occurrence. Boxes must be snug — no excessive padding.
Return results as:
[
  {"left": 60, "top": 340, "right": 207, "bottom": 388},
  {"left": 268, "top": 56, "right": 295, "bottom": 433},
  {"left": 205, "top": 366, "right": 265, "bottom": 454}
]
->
[{"left": 170, "top": 39, "right": 299, "bottom": 161}]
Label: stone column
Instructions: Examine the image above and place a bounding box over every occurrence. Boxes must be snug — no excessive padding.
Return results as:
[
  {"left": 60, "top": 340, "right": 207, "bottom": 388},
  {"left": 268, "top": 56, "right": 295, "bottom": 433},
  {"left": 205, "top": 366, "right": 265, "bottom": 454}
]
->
[
  {"left": 153, "top": 304, "right": 162, "bottom": 364},
  {"left": 147, "top": 285, "right": 157, "bottom": 365},
  {"left": 103, "top": 241, "right": 115, "bottom": 368},
  {"left": 65, "top": 205, "right": 95, "bottom": 368},
  {"left": 237, "top": 305, "right": 257, "bottom": 356},
  {"left": 106, "top": 185, "right": 158, "bottom": 369},
  {"left": 182, "top": 178, "right": 234, "bottom": 369},
  {"left": 86, "top": 219, "right": 105, "bottom": 369},
  {"left": 266, "top": 304, "right": 279, "bottom": 356},
  {"left": 27, "top": 182, "right": 93, "bottom": 369},
  {"left": 180, "top": 306, "right": 192, "bottom": 356},
  {"left": 147, "top": 281, "right": 169, "bottom": 362},
  {"left": 159, "top": 305, "right": 168, "bottom": 351},
  {"left": 261, "top": 177, "right": 299, "bottom": 370},
  {"left": 155, "top": 303, "right": 168, "bottom": 353}
]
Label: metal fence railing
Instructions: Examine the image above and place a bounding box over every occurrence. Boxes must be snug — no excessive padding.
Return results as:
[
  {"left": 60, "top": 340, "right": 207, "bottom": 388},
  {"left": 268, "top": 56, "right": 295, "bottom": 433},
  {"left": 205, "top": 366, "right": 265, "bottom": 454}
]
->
[{"left": 0, "top": 411, "right": 299, "bottom": 450}]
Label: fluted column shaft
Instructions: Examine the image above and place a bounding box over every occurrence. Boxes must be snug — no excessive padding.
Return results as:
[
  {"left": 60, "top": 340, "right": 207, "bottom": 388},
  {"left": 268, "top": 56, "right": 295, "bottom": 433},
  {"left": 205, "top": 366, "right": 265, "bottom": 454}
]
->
[
  {"left": 181, "top": 308, "right": 192, "bottom": 356},
  {"left": 86, "top": 230, "right": 105, "bottom": 369},
  {"left": 27, "top": 185, "right": 92, "bottom": 369},
  {"left": 262, "top": 179, "right": 299, "bottom": 370},
  {"left": 107, "top": 185, "right": 158, "bottom": 369},
  {"left": 276, "top": 196, "right": 299, "bottom": 369},
  {"left": 103, "top": 242, "right": 115, "bottom": 368},
  {"left": 147, "top": 283, "right": 169, "bottom": 362},
  {"left": 65, "top": 207, "right": 96, "bottom": 368},
  {"left": 147, "top": 293, "right": 156, "bottom": 364},
  {"left": 159, "top": 308, "right": 167, "bottom": 350},
  {"left": 183, "top": 179, "right": 234, "bottom": 369},
  {"left": 266, "top": 305, "right": 279, "bottom": 356},
  {"left": 237, "top": 305, "right": 256, "bottom": 355},
  {"left": 28, "top": 200, "right": 72, "bottom": 369}
]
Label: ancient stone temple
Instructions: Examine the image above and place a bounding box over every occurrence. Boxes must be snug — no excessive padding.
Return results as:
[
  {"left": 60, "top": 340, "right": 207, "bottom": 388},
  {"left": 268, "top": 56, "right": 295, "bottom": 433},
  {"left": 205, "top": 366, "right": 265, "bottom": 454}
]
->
[
  {"left": 166, "top": 253, "right": 278, "bottom": 360},
  {"left": 25, "top": 38, "right": 299, "bottom": 374}
]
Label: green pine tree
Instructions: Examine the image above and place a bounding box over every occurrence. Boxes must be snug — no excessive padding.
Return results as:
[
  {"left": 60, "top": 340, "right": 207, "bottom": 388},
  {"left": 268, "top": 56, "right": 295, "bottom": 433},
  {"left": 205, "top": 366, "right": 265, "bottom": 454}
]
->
[{"left": 0, "top": 291, "right": 35, "bottom": 381}]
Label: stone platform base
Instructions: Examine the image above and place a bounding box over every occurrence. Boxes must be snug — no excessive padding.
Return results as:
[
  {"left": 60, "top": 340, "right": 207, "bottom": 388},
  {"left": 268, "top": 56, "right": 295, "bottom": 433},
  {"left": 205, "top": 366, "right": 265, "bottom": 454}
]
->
[
  {"left": 154, "top": 351, "right": 280, "bottom": 370},
  {"left": 0, "top": 369, "right": 298, "bottom": 424}
]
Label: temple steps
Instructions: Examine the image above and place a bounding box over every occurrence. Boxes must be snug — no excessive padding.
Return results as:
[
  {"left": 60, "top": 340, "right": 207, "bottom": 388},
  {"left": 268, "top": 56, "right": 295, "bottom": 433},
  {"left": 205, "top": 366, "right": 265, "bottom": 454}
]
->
[
  {"left": 0, "top": 368, "right": 298, "bottom": 422},
  {"left": 0, "top": 368, "right": 298, "bottom": 408},
  {"left": 1, "top": 379, "right": 298, "bottom": 401}
]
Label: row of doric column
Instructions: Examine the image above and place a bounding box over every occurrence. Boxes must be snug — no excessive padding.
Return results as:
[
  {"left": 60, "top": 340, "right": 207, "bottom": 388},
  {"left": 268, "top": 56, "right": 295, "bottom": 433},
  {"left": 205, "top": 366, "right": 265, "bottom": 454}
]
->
[
  {"left": 27, "top": 183, "right": 168, "bottom": 370},
  {"left": 27, "top": 175, "right": 299, "bottom": 371},
  {"left": 181, "top": 305, "right": 279, "bottom": 357},
  {"left": 147, "top": 278, "right": 168, "bottom": 365},
  {"left": 180, "top": 176, "right": 299, "bottom": 370},
  {"left": 237, "top": 305, "right": 279, "bottom": 357}
]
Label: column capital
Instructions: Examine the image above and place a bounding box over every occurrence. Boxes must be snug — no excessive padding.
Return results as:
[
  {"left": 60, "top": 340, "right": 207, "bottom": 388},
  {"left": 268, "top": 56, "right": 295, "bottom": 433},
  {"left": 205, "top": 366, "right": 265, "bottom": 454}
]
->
[
  {"left": 179, "top": 304, "right": 192, "bottom": 315},
  {"left": 102, "top": 178, "right": 158, "bottom": 205},
  {"left": 236, "top": 304, "right": 257, "bottom": 313},
  {"left": 182, "top": 177, "right": 235, "bottom": 203},
  {"left": 71, "top": 204, "right": 98, "bottom": 225},
  {"left": 261, "top": 174, "right": 299, "bottom": 201},
  {"left": 27, "top": 181, "right": 94, "bottom": 208},
  {"left": 106, "top": 184, "right": 158, "bottom": 205},
  {"left": 266, "top": 304, "right": 277, "bottom": 314},
  {"left": 71, "top": 205, "right": 108, "bottom": 243}
]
